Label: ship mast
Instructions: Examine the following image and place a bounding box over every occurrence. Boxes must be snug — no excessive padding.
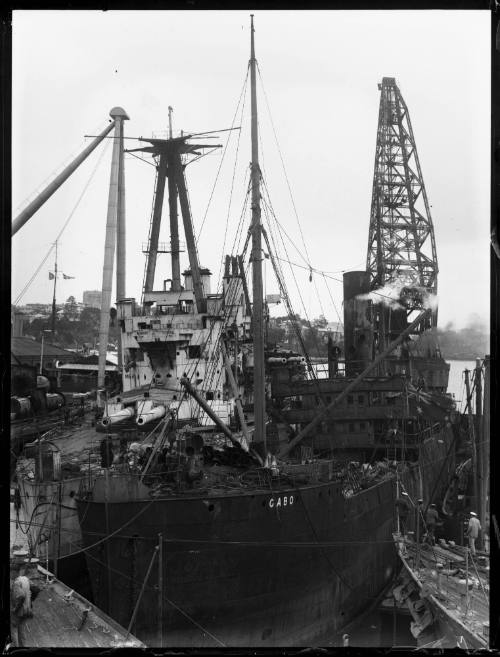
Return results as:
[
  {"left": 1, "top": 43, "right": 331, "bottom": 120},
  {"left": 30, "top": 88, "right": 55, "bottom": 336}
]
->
[
  {"left": 51, "top": 239, "right": 58, "bottom": 335},
  {"left": 249, "top": 15, "right": 266, "bottom": 451}
]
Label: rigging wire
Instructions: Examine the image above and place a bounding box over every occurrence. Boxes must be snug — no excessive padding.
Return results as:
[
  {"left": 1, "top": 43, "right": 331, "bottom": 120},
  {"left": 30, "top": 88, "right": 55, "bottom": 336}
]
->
[
  {"left": 321, "top": 272, "right": 344, "bottom": 329},
  {"left": 81, "top": 547, "right": 227, "bottom": 647},
  {"left": 179, "top": 177, "right": 252, "bottom": 407},
  {"left": 196, "top": 65, "right": 249, "bottom": 244},
  {"left": 56, "top": 498, "right": 156, "bottom": 560},
  {"left": 260, "top": 184, "right": 326, "bottom": 365},
  {"left": 14, "top": 138, "right": 111, "bottom": 305},
  {"left": 256, "top": 63, "right": 312, "bottom": 268},
  {"left": 214, "top": 65, "right": 249, "bottom": 291}
]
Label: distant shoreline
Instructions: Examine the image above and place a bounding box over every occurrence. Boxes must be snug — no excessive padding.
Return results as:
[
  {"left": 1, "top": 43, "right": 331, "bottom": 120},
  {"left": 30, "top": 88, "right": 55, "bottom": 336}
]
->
[{"left": 443, "top": 356, "right": 487, "bottom": 361}]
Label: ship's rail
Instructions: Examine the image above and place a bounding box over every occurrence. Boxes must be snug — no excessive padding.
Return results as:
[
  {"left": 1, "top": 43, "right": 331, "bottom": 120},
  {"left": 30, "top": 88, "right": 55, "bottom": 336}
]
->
[{"left": 77, "top": 457, "right": 396, "bottom": 500}]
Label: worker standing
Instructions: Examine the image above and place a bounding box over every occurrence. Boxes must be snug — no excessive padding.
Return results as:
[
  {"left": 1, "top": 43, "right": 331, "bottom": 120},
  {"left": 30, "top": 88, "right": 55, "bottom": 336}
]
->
[
  {"left": 467, "top": 511, "right": 481, "bottom": 555},
  {"left": 425, "top": 503, "right": 439, "bottom": 546}
]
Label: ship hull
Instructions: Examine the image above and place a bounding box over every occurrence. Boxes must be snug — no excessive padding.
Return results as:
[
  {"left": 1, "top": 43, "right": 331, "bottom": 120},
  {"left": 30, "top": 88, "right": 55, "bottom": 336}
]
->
[{"left": 77, "top": 426, "right": 453, "bottom": 646}]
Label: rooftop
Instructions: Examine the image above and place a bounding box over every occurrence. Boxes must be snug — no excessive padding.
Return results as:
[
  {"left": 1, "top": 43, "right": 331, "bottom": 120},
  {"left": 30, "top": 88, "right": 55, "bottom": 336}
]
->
[{"left": 11, "top": 337, "right": 76, "bottom": 360}]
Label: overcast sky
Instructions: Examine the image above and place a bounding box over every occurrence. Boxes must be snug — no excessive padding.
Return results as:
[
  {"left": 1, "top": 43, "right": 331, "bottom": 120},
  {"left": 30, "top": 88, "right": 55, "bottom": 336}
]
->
[{"left": 12, "top": 10, "right": 490, "bottom": 330}]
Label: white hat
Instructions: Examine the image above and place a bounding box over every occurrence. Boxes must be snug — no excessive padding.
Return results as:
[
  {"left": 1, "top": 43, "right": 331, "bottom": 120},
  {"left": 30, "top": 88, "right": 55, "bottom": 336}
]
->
[{"left": 470, "top": 511, "right": 477, "bottom": 516}]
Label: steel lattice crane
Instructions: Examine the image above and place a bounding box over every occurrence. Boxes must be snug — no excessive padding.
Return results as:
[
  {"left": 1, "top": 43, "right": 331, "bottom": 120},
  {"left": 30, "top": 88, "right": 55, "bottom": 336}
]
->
[{"left": 366, "top": 77, "right": 439, "bottom": 349}]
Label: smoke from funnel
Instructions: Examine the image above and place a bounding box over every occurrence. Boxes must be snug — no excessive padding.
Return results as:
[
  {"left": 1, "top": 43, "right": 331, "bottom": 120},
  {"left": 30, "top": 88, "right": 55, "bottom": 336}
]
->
[{"left": 356, "top": 277, "right": 438, "bottom": 313}]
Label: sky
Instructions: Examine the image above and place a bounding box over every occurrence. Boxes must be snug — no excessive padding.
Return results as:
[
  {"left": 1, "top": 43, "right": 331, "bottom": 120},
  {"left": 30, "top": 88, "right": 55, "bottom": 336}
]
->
[{"left": 11, "top": 10, "right": 490, "bottom": 330}]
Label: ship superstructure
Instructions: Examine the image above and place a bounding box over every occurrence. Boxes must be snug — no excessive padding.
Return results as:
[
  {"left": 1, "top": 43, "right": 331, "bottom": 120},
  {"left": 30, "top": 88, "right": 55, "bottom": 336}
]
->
[{"left": 109, "top": 133, "right": 252, "bottom": 429}]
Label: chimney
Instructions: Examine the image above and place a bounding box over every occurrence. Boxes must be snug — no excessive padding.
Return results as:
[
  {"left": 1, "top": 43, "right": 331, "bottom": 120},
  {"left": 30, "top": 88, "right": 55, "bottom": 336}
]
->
[{"left": 13, "top": 312, "right": 25, "bottom": 337}]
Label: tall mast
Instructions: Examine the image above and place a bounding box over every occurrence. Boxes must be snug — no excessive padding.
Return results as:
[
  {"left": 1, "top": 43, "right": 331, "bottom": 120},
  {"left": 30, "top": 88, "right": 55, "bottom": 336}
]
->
[
  {"left": 168, "top": 107, "right": 182, "bottom": 293},
  {"left": 250, "top": 15, "right": 266, "bottom": 450},
  {"left": 51, "top": 240, "right": 58, "bottom": 335}
]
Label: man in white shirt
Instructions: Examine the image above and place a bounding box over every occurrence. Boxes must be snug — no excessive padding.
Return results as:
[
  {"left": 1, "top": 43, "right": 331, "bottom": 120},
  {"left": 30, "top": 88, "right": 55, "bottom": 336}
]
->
[{"left": 467, "top": 511, "right": 481, "bottom": 555}]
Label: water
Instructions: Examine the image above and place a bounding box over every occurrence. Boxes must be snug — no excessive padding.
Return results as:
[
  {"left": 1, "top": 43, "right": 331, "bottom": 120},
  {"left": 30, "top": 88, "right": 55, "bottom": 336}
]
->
[{"left": 342, "top": 606, "right": 416, "bottom": 648}]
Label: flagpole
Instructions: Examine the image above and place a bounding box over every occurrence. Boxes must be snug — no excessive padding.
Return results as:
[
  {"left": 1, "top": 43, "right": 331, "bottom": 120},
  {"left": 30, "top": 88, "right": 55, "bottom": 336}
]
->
[{"left": 51, "top": 240, "right": 58, "bottom": 336}]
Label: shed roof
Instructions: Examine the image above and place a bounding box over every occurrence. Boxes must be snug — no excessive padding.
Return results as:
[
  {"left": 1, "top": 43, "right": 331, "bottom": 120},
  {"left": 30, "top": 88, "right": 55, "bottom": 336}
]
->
[{"left": 11, "top": 337, "right": 75, "bottom": 360}]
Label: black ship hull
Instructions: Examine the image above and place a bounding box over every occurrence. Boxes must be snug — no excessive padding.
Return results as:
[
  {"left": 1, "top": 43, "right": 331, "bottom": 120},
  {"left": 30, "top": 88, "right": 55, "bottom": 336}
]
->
[{"left": 76, "top": 426, "right": 454, "bottom": 646}]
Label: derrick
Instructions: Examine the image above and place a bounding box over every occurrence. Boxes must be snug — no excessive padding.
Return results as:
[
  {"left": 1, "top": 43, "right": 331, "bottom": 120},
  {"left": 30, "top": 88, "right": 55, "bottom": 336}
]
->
[{"left": 366, "top": 77, "right": 438, "bottom": 347}]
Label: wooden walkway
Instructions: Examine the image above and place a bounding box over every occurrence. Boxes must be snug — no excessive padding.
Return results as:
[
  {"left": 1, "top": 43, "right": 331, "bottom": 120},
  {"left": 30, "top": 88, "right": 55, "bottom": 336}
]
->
[
  {"left": 10, "top": 494, "right": 144, "bottom": 648},
  {"left": 14, "top": 566, "right": 144, "bottom": 648}
]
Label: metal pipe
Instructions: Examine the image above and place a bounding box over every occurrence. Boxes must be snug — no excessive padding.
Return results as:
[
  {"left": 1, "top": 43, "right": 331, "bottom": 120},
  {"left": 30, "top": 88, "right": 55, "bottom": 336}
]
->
[
  {"left": 181, "top": 377, "right": 264, "bottom": 466},
  {"left": 97, "top": 108, "right": 129, "bottom": 390},
  {"left": 116, "top": 127, "right": 127, "bottom": 302},
  {"left": 180, "top": 377, "right": 239, "bottom": 446},
  {"left": 278, "top": 308, "right": 432, "bottom": 459},
  {"left": 12, "top": 121, "right": 116, "bottom": 235}
]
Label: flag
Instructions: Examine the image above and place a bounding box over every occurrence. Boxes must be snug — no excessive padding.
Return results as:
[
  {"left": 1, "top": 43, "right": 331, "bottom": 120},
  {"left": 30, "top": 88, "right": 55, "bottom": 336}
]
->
[
  {"left": 63, "top": 273, "right": 75, "bottom": 279},
  {"left": 49, "top": 272, "right": 55, "bottom": 280}
]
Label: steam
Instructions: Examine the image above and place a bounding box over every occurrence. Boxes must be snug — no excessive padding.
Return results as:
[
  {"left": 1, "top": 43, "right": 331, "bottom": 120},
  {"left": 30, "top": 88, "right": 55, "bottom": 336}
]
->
[
  {"left": 356, "top": 280, "right": 406, "bottom": 310},
  {"left": 356, "top": 277, "right": 438, "bottom": 313},
  {"left": 423, "top": 292, "right": 439, "bottom": 312}
]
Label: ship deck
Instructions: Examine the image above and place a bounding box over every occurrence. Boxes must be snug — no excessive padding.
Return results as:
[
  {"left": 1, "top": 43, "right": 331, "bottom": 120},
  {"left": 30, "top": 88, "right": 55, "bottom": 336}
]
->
[{"left": 395, "top": 535, "right": 489, "bottom": 648}]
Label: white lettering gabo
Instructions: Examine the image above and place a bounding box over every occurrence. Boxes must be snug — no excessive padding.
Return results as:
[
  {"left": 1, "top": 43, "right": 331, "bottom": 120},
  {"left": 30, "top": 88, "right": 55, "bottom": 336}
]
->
[{"left": 268, "top": 495, "right": 295, "bottom": 509}]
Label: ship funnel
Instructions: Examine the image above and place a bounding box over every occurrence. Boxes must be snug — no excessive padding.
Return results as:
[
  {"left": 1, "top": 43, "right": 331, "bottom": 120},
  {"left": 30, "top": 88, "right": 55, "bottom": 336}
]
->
[{"left": 343, "top": 271, "right": 374, "bottom": 377}]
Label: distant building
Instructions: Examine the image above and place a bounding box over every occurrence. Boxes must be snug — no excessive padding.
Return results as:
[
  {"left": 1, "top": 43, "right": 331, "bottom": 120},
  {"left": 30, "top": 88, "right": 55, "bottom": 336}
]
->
[
  {"left": 83, "top": 290, "right": 102, "bottom": 309},
  {"left": 24, "top": 303, "right": 52, "bottom": 314},
  {"left": 11, "top": 336, "right": 76, "bottom": 370},
  {"left": 326, "top": 321, "right": 344, "bottom": 342}
]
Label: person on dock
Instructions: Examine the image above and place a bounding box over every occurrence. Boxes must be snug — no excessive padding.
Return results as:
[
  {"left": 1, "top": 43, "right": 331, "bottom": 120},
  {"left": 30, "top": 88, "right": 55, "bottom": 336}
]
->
[
  {"left": 10, "top": 562, "right": 41, "bottom": 647},
  {"left": 395, "top": 495, "right": 410, "bottom": 535},
  {"left": 425, "top": 503, "right": 439, "bottom": 546},
  {"left": 466, "top": 511, "right": 481, "bottom": 555}
]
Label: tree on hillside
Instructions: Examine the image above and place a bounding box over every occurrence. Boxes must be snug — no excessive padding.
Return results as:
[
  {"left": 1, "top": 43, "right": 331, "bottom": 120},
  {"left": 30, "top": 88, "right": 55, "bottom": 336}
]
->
[
  {"left": 23, "top": 305, "right": 119, "bottom": 350},
  {"left": 313, "top": 314, "right": 328, "bottom": 329}
]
